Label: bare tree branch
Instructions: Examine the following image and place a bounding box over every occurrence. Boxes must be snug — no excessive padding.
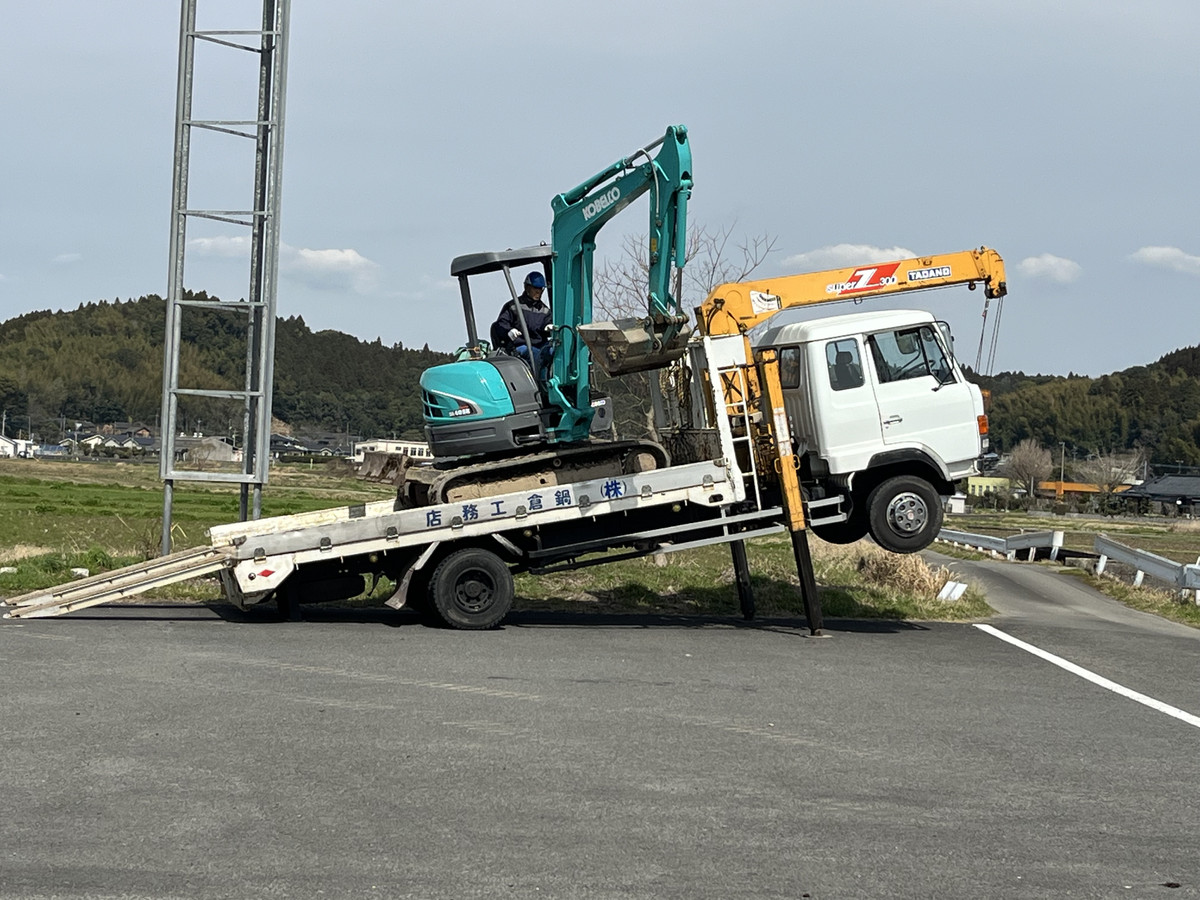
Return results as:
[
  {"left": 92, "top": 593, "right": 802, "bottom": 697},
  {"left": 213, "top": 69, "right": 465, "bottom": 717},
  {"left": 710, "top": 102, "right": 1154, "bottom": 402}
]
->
[
  {"left": 595, "top": 224, "right": 778, "bottom": 321},
  {"left": 1073, "top": 449, "right": 1146, "bottom": 496},
  {"left": 592, "top": 224, "right": 778, "bottom": 440},
  {"left": 1000, "top": 438, "right": 1053, "bottom": 498}
]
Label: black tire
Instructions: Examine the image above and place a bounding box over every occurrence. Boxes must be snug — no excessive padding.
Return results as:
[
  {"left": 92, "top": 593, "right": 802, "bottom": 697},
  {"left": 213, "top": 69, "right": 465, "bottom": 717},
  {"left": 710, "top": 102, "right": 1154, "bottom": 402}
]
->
[
  {"left": 866, "top": 475, "right": 943, "bottom": 553},
  {"left": 428, "top": 547, "right": 514, "bottom": 630},
  {"left": 810, "top": 513, "right": 870, "bottom": 545}
]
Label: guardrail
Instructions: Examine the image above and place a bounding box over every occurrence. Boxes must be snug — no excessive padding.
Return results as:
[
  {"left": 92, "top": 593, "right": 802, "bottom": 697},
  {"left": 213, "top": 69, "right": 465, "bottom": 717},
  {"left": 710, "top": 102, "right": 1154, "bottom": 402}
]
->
[
  {"left": 936, "top": 527, "right": 1200, "bottom": 604},
  {"left": 1094, "top": 535, "right": 1200, "bottom": 603},
  {"left": 937, "top": 529, "right": 1064, "bottom": 561}
]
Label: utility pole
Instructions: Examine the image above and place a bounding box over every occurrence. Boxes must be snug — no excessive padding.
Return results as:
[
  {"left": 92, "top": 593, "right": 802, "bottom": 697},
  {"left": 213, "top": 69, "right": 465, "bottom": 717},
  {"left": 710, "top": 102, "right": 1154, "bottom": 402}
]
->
[{"left": 1059, "top": 441, "right": 1066, "bottom": 500}]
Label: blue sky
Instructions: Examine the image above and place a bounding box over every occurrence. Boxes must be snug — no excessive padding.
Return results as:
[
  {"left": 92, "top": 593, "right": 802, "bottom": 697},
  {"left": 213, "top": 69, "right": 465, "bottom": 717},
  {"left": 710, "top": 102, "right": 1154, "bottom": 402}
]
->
[{"left": 1, "top": 1, "right": 1196, "bottom": 376}]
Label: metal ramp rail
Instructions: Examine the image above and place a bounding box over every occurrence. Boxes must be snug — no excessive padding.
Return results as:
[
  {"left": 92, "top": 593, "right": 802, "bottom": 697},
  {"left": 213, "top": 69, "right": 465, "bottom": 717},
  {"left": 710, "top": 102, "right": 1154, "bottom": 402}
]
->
[{"left": 1, "top": 547, "right": 234, "bottom": 619}]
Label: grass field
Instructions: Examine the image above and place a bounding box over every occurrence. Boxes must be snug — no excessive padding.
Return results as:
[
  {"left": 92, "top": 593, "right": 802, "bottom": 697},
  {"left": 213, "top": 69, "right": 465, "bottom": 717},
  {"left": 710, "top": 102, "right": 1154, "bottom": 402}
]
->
[
  {"left": 0, "top": 457, "right": 391, "bottom": 557},
  {"left": 0, "top": 457, "right": 989, "bottom": 622},
  {"left": 0, "top": 457, "right": 394, "bottom": 601}
]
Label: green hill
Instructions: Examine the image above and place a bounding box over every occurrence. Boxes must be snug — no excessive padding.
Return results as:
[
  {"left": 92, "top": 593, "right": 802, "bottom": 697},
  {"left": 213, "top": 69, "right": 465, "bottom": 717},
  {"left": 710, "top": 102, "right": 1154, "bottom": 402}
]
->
[
  {"left": 970, "top": 345, "right": 1200, "bottom": 466},
  {"left": 0, "top": 293, "right": 451, "bottom": 442}
]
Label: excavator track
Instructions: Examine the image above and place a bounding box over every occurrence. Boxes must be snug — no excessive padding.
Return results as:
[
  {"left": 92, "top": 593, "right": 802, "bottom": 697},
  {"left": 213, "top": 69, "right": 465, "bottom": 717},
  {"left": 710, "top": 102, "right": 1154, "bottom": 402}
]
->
[{"left": 397, "top": 440, "right": 671, "bottom": 507}]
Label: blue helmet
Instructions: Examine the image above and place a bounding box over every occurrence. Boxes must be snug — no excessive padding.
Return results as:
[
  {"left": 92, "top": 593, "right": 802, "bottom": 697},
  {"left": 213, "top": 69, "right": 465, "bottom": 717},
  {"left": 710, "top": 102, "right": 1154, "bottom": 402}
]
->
[{"left": 524, "top": 271, "right": 546, "bottom": 289}]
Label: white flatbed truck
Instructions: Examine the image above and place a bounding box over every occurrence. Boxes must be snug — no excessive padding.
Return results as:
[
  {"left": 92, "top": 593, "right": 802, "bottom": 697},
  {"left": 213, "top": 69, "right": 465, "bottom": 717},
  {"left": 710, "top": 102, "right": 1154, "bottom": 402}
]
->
[
  {"left": 4, "top": 306, "right": 992, "bottom": 634},
  {"left": 1, "top": 336, "right": 812, "bottom": 630}
]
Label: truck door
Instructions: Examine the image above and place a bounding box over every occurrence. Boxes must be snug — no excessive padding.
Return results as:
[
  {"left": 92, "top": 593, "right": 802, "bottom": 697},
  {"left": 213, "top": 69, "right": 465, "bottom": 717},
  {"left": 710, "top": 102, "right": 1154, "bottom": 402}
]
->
[
  {"left": 865, "top": 324, "right": 980, "bottom": 466},
  {"left": 789, "top": 337, "right": 883, "bottom": 472}
]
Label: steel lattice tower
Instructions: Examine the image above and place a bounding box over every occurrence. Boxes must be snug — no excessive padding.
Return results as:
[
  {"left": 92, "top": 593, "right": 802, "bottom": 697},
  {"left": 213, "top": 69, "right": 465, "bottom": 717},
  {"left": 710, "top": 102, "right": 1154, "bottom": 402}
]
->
[{"left": 159, "top": 0, "right": 290, "bottom": 553}]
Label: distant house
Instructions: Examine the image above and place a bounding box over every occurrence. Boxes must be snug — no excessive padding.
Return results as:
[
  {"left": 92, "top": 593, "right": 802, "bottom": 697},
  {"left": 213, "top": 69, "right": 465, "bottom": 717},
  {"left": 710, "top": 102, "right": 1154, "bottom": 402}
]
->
[
  {"left": 177, "top": 436, "right": 238, "bottom": 464},
  {"left": 269, "top": 433, "right": 312, "bottom": 458},
  {"left": 0, "top": 436, "right": 37, "bottom": 458},
  {"left": 965, "top": 475, "right": 1016, "bottom": 498},
  {"left": 1121, "top": 475, "right": 1200, "bottom": 517},
  {"left": 100, "top": 422, "right": 152, "bottom": 438},
  {"left": 1038, "top": 480, "right": 1133, "bottom": 502},
  {"left": 968, "top": 475, "right": 1136, "bottom": 503},
  {"left": 99, "top": 432, "right": 157, "bottom": 453},
  {"left": 295, "top": 431, "right": 359, "bottom": 458},
  {"left": 353, "top": 438, "right": 431, "bottom": 465}
]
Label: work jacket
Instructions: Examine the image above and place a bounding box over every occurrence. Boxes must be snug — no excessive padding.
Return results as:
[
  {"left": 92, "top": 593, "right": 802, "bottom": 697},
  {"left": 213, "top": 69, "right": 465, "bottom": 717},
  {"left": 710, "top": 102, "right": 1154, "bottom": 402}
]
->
[{"left": 493, "top": 292, "right": 551, "bottom": 351}]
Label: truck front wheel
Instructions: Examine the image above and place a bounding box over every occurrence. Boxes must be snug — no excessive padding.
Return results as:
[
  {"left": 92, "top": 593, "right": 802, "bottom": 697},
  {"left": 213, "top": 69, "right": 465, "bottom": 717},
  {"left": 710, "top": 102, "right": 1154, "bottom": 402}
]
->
[
  {"left": 866, "top": 476, "right": 943, "bottom": 553},
  {"left": 428, "top": 547, "right": 514, "bottom": 630}
]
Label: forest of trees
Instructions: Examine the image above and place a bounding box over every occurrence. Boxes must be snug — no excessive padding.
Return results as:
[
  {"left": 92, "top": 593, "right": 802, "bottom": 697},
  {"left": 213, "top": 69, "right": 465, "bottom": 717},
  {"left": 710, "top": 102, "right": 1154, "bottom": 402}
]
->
[
  {"left": 0, "top": 293, "right": 449, "bottom": 442},
  {"left": 972, "top": 344, "right": 1200, "bottom": 467},
  {"left": 0, "top": 292, "right": 1197, "bottom": 467}
]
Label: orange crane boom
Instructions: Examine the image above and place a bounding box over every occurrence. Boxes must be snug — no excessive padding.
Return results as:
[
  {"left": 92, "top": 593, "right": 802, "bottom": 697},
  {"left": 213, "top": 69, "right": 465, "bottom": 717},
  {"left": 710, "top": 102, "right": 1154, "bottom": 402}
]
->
[{"left": 696, "top": 246, "right": 1007, "bottom": 337}]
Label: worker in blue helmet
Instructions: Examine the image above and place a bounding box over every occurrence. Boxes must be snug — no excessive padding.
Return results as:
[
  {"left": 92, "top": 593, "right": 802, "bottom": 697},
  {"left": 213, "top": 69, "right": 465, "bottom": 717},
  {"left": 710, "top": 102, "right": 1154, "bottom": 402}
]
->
[{"left": 491, "top": 270, "right": 554, "bottom": 376}]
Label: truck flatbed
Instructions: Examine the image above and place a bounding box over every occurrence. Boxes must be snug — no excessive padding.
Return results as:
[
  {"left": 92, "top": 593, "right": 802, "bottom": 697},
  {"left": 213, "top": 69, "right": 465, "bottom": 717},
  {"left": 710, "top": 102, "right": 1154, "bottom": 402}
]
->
[{"left": 3, "top": 455, "right": 781, "bottom": 625}]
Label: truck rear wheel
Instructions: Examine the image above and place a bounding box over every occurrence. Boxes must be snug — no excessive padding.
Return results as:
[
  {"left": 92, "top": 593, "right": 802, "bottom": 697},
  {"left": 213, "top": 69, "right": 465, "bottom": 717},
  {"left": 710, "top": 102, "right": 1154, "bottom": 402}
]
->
[
  {"left": 866, "top": 476, "right": 943, "bottom": 553},
  {"left": 428, "top": 547, "right": 514, "bottom": 630}
]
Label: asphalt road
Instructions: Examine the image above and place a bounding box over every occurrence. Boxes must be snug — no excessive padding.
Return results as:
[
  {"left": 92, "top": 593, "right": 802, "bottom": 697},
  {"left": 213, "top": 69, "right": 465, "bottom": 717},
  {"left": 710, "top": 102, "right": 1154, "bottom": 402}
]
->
[{"left": 3, "top": 559, "right": 1200, "bottom": 899}]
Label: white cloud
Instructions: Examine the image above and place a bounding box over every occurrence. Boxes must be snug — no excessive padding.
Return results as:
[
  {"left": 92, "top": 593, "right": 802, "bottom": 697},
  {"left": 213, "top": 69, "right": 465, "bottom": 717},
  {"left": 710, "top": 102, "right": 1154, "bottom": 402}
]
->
[
  {"left": 1016, "top": 253, "right": 1082, "bottom": 284},
  {"left": 780, "top": 243, "right": 916, "bottom": 271},
  {"left": 284, "top": 246, "right": 380, "bottom": 294},
  {"left": 188, "top": 236, "right": 381, "bottom": 293},
  {"left": 188, "top": 235, "right": 249, "bottom": 258},
  {"left": 51, "top": 252, "right": 82, "bottom": 265},
  {"left": 1130, "top": 246, "right": 1200, "bottom": 277}
]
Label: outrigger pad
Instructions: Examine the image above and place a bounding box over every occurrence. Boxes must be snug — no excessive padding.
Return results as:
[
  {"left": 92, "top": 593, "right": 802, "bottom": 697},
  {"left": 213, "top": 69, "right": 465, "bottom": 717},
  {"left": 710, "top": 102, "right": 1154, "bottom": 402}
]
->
[{"left": 578, "top": 319, "right": 693, "bottom": 376}]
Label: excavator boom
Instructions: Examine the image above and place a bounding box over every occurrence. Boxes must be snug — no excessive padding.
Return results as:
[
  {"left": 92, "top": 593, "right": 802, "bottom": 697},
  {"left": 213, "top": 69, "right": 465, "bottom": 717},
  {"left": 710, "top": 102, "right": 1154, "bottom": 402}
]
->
[
  {"left": 698, "top": 247, "right": 1006, "bottom": 336},
  {"left": 545, "top": 125, "right": 693, "bottom": 439}
]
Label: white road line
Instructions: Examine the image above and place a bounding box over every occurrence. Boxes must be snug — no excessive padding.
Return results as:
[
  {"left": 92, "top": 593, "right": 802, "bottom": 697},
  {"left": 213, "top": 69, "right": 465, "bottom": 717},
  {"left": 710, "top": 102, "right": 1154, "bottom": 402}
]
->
[{"left": 975, "top": 623, "right": 1200, "bottom": 730}]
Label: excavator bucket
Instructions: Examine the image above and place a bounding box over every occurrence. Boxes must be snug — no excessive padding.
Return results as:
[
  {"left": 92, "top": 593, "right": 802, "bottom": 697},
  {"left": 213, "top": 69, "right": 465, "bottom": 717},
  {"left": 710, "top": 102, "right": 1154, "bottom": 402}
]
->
[
  {"left": 358, "top": 450, "right": 416, "bottom": 485},
  {"left": 578, "top": 319, "right": 693, "bottom": 376}
]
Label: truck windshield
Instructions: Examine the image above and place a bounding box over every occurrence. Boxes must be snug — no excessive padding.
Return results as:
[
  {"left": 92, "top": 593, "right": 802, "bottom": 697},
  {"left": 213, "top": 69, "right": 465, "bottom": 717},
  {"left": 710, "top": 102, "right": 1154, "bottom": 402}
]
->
[
  {"left": 868, "top": 326, "right": 952, "bottom": 384},
  {"left": 936, "top": 320, "right": 955, "bottom": 358}
]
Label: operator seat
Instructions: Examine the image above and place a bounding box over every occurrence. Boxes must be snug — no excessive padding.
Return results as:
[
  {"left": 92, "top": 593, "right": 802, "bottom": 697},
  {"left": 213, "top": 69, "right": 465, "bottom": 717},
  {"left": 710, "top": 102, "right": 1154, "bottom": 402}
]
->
[
  {"left": 833, "top": 351, "right": 862, "bottom": 390},
  {"left": 489, "top": 320, "right": 511, "bottom": 356}
]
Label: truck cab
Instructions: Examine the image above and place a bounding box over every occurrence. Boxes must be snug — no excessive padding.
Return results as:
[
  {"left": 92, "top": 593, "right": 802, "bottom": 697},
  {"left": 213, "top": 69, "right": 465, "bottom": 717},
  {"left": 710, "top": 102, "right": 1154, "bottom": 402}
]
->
[{"left": 753, "top": 309, "right": 989, "bottom": 550}]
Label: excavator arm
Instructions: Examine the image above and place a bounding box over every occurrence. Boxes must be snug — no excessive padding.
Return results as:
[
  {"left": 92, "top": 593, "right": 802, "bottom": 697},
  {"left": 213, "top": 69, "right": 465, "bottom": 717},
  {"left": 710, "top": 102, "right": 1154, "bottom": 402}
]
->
[
  {"left": 697, "top": 246, "right": 1007, "bottom": 336},
  {"left": 544, "top": 125, "right": 693, "bottom": 441}
]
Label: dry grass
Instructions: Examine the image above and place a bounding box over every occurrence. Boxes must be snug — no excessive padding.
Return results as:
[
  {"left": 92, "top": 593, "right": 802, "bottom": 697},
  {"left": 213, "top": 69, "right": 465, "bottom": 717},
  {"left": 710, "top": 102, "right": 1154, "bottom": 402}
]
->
[
  {"left": 856, "top": 547, "right": 952, "bottom": 596},
  {"left": 516, "top": 534, "right": 990, "bottom": 622},
  {"left": 2, "top": 544, "right": 55, "bottom": 562},
  {"left": 1071, "top": 566, "right": 1200, "bottom": 628}
]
